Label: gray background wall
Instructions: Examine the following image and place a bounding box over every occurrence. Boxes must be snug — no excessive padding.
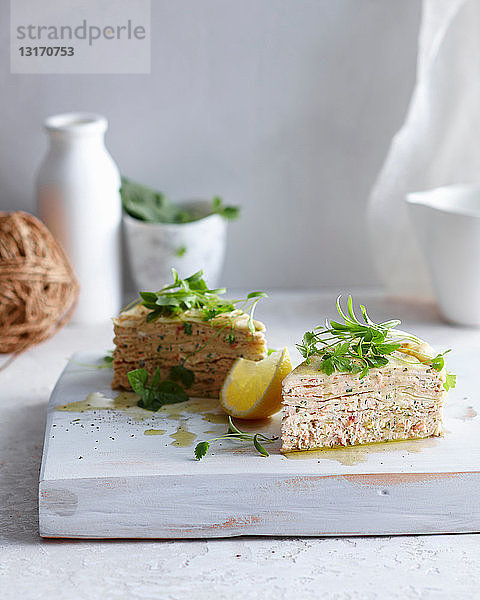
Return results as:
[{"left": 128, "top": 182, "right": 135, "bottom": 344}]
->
[{"left": 0, "top": 0, "right": 421, "bottom": 290}]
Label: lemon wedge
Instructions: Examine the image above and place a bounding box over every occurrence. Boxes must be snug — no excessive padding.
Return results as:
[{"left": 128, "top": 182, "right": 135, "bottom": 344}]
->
[{"left": 220, "top": 347, "right": 292, "bottom": 419}]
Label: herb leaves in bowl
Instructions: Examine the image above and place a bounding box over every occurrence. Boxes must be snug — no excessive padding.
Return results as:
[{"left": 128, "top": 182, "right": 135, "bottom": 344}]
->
[{"left": 120, "top": 177, "right": 240, "bottom": 224}]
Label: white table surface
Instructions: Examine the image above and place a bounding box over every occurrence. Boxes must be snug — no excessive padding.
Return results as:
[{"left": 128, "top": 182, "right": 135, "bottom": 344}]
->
[{"left": 2, "top": 290, "right": 480, "bottom": 600}]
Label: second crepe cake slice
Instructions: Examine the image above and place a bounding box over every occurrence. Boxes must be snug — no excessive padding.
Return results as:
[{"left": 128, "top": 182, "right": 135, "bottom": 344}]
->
[{"left": 112, "top": 270, "right": 267, "bottom": 399}]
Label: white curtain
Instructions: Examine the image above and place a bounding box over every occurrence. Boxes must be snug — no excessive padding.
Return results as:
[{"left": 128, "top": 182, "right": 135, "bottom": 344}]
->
[{"left": 367, "top": 0, "right": 480, "bottom": 299}]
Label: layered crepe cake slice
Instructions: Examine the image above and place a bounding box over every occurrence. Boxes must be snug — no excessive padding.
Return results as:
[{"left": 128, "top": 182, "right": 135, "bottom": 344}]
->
[
  {"left": 112, "top": 270, "right": 267, "bottom": 399},
  {"left": 281, "top": 298, "right": 455, "bottom": 453}
]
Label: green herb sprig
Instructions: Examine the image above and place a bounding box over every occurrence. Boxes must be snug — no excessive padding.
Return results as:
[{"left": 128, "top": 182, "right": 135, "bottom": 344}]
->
[
  {"left": 135, "top": 269, "right": 267, "bottom": 334},
  {"left": 426, "top": 350, "right": 456, "bottom": 390},
  {"left": 69, "top": 350, "right": 114, "bottom": 370},
  {"left": 127, "top": 365, "right": 193, "bottom": 411},
  {"left": 194, "top": 416, "right": 278, "bottom": 460},
  {"left": 102, "top": 350, "right": 114, "bottom": 367},
  {"left": 296, "top": 296, "right": 456, "bottom": 388},
  {"left": 120, "top": 177, "right": 240, "bottom": 223},
  {"left": 211, "top": 196, "right": 240, "bottom": 220},
  {"left": 444, "top": 372, "right": 456, "bottom": 391}
]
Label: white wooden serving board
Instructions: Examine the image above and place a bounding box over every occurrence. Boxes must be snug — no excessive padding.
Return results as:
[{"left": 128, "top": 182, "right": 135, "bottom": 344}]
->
[{"left": 39, "top": 350, "right": 480, "bottom": 538}]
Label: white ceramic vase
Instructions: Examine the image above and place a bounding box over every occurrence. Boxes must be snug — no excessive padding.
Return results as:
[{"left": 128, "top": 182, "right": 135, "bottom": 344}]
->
[
  {"left": 36, "top": 112, "right": 122, "bottom": 323},
  {"left": 123, "top": 200, "right": 227, "bottom": 291},
  {"left": 406, "top": 184, "right": 480, "bottom": 326}
]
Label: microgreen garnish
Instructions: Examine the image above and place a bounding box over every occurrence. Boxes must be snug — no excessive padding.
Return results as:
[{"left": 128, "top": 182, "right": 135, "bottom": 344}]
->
[
  {"left": 296, "top": 296, "right": 455, "bottom": 384},
  {"left": 225, "top": 332, "right": 236, "bottom": 345},
  {"left": 127, "top": 366, "right": 193, "bottom": 411},
  {"left": 136, "top": 268, "right": 267, "bottom": 334},
  {"left": 194, "top": 416, "right": 278, "bottom": 459}
]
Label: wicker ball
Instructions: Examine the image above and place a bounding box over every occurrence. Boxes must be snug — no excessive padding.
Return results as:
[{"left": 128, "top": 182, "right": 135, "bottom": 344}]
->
[{"left": 0, "top": 211, "right": 79, "bottom": 355}]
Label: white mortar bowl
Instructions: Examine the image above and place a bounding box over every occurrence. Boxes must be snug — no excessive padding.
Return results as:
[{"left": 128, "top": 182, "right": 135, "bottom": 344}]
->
[{"left": 123, "top": 200, "right": 227, "bottom": 291}]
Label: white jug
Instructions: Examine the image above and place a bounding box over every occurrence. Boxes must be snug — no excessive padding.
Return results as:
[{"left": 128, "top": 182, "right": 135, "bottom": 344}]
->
[
  {"left": 37, "top": 113, "right": 122, "bottom": 323},
  {"left": 406, "top": 184, "right": 480, "bottom": 326}
]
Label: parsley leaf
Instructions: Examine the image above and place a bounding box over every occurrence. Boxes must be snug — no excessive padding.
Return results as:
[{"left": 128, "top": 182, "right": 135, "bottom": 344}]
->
[
  {"left": 127, "top": 368, "right": 149, "bottom": 394},
  {"left": 169, "top": 365, "right": 195, "bottom": 389},
  {"left": 444, "top": 372, "right": 456, "bottom": 391},
  {"left": 195, "top": 441, "right": 210, "bottom": 460},
  {"left": 127, "top": 367, "right": 190, "bottom": 411}
]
